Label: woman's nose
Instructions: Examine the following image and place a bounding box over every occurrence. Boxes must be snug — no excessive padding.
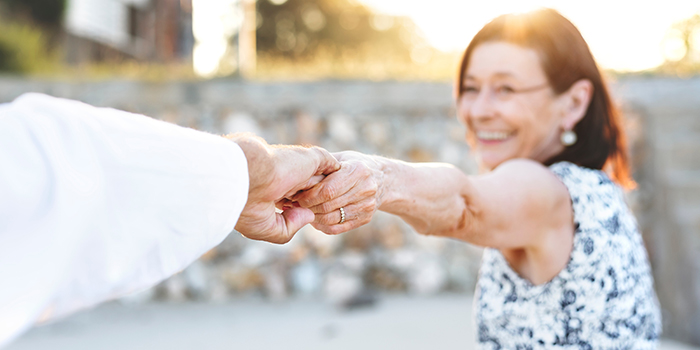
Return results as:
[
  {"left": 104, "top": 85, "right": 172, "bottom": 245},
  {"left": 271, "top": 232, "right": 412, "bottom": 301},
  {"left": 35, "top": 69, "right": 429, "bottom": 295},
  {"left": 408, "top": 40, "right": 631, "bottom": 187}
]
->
[{"left": 465, "top": 89, "right": 496, "bottom": 122}]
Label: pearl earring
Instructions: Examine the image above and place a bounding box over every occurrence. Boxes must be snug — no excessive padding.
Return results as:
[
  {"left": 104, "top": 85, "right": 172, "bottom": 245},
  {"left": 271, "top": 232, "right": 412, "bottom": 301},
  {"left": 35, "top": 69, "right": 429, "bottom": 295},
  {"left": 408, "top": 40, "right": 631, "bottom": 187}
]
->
[{"left": 561, "top": 130, "right": 577, "bottom": 146}]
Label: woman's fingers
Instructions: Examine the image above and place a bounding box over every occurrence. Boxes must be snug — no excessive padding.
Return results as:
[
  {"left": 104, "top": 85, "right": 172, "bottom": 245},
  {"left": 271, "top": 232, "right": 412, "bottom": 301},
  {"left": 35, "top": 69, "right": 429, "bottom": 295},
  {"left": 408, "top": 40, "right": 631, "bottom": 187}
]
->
[
  {"left": 313, "top": 202, "right": 358, "bottom": 226},
  {"left": 308, "top": 175, "right": 378, "bottom": 214},
  {"left": 311, "top": 197, "right": 377, "bottom": 234},
  {"left": 294, "top": 161, "right": 379, "bottom": 210},
  {"left": 292, "top": 163, "right": 359, "bottom": 208},
  {"left": 311, "top": 221, "right": 356, "bottom": 235},
  {"left": 282, "top": 174, "right": 326, "bottom": 199},
  {"left": 311, "top": 204, "right": 373, "bottom": 234},
  {"left": 290, "top": 153, "right": 384, "bottom": 235}
]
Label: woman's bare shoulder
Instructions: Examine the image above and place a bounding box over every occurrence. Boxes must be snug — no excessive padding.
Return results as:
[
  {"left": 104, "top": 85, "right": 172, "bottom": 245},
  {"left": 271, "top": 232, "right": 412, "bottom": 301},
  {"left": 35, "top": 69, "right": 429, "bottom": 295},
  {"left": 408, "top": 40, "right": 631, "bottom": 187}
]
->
[
  {"left": 468, "top": 158, "right": 572, "bottom": 249},
  {"left": 489, "top": 158, "right": 569, "bottom": 197}
]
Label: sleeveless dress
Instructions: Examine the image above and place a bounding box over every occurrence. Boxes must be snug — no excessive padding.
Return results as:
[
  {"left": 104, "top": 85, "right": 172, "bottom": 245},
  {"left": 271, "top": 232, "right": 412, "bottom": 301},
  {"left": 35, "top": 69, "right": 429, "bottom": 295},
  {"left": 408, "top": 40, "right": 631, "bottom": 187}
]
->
[{"left": 475, "top": 161, "right": 662, "bottom": 349}]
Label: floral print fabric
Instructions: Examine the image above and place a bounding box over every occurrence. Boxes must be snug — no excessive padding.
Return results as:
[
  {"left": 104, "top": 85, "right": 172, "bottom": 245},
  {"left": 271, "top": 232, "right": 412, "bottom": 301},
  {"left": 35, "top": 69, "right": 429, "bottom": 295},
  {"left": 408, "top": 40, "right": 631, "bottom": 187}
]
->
[{"left": 475, "top": 162, "right": 661, "bottom": 349}]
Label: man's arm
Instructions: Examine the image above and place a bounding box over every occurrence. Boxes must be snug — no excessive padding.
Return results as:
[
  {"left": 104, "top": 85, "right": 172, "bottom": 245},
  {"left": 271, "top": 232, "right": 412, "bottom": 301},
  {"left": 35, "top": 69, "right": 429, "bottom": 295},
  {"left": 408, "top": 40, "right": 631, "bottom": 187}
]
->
[{"left": 0, "top": 93, "right": 337, "bottom": 347}]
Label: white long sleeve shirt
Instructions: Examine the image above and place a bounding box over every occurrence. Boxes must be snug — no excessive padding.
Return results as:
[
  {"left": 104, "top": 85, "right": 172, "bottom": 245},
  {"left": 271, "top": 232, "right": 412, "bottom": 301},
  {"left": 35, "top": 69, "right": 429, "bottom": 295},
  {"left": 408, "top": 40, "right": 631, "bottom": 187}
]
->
[{"left": 0, "top": 93, "right": 249, "bottom": 347}]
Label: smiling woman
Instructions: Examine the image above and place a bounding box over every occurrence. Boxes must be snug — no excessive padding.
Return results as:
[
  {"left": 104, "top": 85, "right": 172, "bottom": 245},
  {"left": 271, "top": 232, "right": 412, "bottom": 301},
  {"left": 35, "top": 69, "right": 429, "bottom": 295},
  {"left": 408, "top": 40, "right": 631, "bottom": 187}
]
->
[
  {"left": 458, "top": 42, "right": 565, "bottom": 171},
  {"left": 292, "top": 8, "right": 662, "bottom": 349},
  {"left": 456, "top": 10, "right": 634, "bottom": 188}
]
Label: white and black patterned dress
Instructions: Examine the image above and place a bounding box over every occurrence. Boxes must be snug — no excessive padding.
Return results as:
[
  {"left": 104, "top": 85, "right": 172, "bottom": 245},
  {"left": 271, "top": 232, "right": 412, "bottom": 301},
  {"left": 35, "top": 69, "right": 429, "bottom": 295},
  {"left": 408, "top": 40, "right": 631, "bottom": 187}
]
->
[{"left": 475, "top": 161, "right": 661, "bottom": 349}]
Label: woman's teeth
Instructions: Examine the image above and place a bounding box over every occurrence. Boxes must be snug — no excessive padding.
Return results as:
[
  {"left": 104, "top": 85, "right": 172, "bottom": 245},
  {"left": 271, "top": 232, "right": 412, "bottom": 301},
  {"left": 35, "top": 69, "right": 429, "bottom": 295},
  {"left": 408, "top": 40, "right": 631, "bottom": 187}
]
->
[{"left": 477, "top": 131, "right": 512, "bottom": 140}]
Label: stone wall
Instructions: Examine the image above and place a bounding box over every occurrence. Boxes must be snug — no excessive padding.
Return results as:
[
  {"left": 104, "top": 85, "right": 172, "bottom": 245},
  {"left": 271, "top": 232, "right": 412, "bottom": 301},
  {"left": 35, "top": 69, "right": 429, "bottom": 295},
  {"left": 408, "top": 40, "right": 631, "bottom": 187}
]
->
[
  {"left": 0, "top": 77, "right": 698, "bottom": 344},
  {"left": 617, "top": 77, "right": 700, "bottom": 345}
]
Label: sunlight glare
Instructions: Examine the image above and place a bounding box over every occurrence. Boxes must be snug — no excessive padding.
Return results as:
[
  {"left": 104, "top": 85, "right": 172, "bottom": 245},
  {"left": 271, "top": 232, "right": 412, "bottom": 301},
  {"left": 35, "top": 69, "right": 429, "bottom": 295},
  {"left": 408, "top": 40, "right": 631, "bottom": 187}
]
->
[
  {"left": 663, "top": 29, "right": 688, "bottom": 62},
  {"left": 192, "top": 0, "right": 239, "bottom": 77},
  {"left": 194, "top": 40, "right": 229, "bottom": 77},
  {"left": 359, "top": 0, "right": 700, "bottom": 72}
]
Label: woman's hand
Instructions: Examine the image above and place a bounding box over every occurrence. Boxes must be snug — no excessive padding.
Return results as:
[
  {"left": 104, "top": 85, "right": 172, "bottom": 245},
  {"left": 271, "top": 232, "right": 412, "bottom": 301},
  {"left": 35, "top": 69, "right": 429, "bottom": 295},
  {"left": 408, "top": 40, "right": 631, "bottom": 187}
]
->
[{"left": 292, "top": 151, "right": 385, "bottom": 235}]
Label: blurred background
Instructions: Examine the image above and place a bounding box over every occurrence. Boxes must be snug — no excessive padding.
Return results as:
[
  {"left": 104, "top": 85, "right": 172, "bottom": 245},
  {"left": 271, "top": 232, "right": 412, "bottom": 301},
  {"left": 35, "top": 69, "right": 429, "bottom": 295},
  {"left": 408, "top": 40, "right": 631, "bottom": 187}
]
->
[{"left": 1, "top": 0, "right": 700, "bottom": 349}]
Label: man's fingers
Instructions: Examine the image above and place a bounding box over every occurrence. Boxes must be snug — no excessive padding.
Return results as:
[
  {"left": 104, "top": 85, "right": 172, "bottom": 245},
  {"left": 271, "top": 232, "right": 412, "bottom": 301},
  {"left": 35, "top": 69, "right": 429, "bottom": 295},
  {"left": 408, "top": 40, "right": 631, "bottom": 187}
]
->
[
  {"left": 276, "top": 198, "right": 297, "bottom": 210},
  {"left": 243, "top": 208, "right": 313, "bottom": 245},
  {"left": 283, "top": 174, "right": 326, "bottom": 199},
  {"left": 315, "top": 147, "right": 341, "bottom": 175},
  {"left": 280, "top": 207, "right": 315, "bottom": 239},
  {"left": 330, "top": 151, "right": 355, "bottom": 163}
]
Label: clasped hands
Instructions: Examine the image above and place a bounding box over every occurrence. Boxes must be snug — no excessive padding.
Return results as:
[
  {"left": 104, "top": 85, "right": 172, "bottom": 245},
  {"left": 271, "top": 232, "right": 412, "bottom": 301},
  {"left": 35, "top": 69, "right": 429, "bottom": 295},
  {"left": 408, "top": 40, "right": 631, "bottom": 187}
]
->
[{"left": 230, "top": 134, "right": 383, "bottom": 244}]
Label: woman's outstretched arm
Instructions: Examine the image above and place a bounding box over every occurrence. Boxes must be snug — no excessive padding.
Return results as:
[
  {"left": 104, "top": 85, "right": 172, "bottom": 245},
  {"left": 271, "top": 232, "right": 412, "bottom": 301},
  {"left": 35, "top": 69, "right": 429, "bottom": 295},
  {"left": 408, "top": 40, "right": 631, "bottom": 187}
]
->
[{"left": 293, "top": 151, "right": 573, "bottom": 251}]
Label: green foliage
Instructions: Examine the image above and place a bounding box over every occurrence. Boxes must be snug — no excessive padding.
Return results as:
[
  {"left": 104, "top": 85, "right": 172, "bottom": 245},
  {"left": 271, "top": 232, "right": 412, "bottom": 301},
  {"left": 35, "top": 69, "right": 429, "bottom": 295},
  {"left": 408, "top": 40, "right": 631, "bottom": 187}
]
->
[
  {"left": 0, "top": 21, "right": 60, "bottom": 74},
  {"left": 253, "top": 0, "right": 451, "bottom": 80},
  {"left": 63, "top": 62, "right": 198, "bottom": 82},
  {"left": 257, "top": 0, "right": 417, "bottom": 60},
  {"left": 0, "top": 0, "right": 65, "bottom": 27}
]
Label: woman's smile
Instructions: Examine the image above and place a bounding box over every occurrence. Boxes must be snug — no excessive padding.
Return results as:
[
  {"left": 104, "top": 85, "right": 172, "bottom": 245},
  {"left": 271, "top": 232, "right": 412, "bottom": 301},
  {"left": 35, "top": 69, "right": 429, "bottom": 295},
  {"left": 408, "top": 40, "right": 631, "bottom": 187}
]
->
[{"left": 475, "top": 130, "right": 515, "bottom": 144}]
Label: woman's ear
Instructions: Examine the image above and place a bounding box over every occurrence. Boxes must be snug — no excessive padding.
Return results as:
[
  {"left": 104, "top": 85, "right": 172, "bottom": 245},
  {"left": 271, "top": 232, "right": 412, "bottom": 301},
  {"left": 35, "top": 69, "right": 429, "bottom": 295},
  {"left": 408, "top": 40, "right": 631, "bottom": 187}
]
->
[{"left": 560, "top": 79, "right": 593, "bottom": 130}]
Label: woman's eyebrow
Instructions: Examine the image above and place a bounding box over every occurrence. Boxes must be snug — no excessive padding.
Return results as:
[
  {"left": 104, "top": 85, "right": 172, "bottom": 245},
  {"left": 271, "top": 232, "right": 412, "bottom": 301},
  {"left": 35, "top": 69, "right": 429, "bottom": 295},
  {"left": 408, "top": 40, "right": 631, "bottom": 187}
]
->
[
  {"left": 464, "top": 72, "right": 517, "bottom": 81},
  {"left": 492, "top": 72, "right": 517, "bottom": 79}
]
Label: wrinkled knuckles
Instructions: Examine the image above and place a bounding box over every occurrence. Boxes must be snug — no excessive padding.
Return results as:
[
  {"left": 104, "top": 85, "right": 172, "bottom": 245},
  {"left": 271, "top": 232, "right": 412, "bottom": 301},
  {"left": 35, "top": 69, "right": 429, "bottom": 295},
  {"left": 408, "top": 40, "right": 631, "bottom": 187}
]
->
[
  {"left": 295, "top": 195, "right": 315, "bottom": 208},
  {"left": 317, "top": 201, "right": 336, "bottom": 214},
  {"left": 319, "top": 183, "right": 339, "bottom": 203},
  {"left": 316, "top": 213, "right": 336, "bottom": 226},
  {"left": 370, "top": 198, "right": 378, "bottom": 209},
  {"left": 356, "top": 165, "right": 373, "bottom": 179},
  {"left": 365, "top": 199, "right": 378, "bottom": 212},
  {"left": 307, "top": 205, "right": 324, "bottom": 214},
  {"left": 358, "top": 179, "right": 378, "bottom": 193},
  {"left": 357, "top": 201, "right": 374, "bottom": 215}
]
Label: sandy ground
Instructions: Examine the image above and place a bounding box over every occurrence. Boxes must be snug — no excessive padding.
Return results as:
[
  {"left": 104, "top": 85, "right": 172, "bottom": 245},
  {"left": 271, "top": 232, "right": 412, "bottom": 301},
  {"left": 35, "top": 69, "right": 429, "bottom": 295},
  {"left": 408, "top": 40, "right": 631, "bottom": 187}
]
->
[{"left": 6, "top": 294, "right": 698, "bottom": 350}]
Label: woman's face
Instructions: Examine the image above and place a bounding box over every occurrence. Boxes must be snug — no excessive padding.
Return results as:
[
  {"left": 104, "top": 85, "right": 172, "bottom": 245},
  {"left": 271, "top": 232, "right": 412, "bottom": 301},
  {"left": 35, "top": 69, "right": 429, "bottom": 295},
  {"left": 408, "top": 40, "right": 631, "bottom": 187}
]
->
[{"left": 457, "top": 41, "right": 568, "bottom": 171}]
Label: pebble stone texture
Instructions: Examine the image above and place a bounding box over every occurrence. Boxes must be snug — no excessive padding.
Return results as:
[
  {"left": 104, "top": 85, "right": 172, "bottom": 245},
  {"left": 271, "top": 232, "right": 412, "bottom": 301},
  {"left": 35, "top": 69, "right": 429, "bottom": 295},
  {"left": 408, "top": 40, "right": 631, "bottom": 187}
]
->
[{"left": 0, "top": 77, "right": 698, "bottom": 345}]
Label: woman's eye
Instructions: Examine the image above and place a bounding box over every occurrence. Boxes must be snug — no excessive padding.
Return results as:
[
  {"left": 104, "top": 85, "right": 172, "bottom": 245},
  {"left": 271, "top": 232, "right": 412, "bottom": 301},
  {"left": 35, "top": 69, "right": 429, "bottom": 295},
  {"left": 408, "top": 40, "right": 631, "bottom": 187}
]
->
[
  {"left": 463, "top": 86, "right": 479, "bottom": 93},
  {"left": 495, "top": 85, "right": 515, "bottom": 94}
]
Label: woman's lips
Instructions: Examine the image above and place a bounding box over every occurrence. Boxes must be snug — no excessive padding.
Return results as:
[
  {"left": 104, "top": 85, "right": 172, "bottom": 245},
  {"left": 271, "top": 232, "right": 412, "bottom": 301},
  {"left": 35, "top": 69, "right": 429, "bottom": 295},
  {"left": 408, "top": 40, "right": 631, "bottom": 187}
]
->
[{"left": 476, "top": 131, "right": 514, "bottom": 144}]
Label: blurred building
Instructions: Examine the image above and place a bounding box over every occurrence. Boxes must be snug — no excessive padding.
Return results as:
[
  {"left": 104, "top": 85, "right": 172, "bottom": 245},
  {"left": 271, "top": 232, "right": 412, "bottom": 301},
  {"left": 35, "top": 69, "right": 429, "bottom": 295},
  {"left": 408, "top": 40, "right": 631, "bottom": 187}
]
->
[{"left": 63, "top": 0, "right": 193, "bottom": 64}]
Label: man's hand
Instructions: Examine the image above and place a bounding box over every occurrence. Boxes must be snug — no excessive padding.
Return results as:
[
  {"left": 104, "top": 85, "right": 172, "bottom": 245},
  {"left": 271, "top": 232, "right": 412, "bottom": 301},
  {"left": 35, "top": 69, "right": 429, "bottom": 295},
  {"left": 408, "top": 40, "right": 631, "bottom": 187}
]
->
[{"left": 228, "top": 134, "right": 340, "bottom": 244}]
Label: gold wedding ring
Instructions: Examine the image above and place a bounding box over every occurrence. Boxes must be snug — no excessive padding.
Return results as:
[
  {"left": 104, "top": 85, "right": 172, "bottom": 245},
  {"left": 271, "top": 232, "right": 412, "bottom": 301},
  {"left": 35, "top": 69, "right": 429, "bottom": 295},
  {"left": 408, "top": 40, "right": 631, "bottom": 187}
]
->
[{"left": 339, "top": 207, "right": 346, "bottom": 224}]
